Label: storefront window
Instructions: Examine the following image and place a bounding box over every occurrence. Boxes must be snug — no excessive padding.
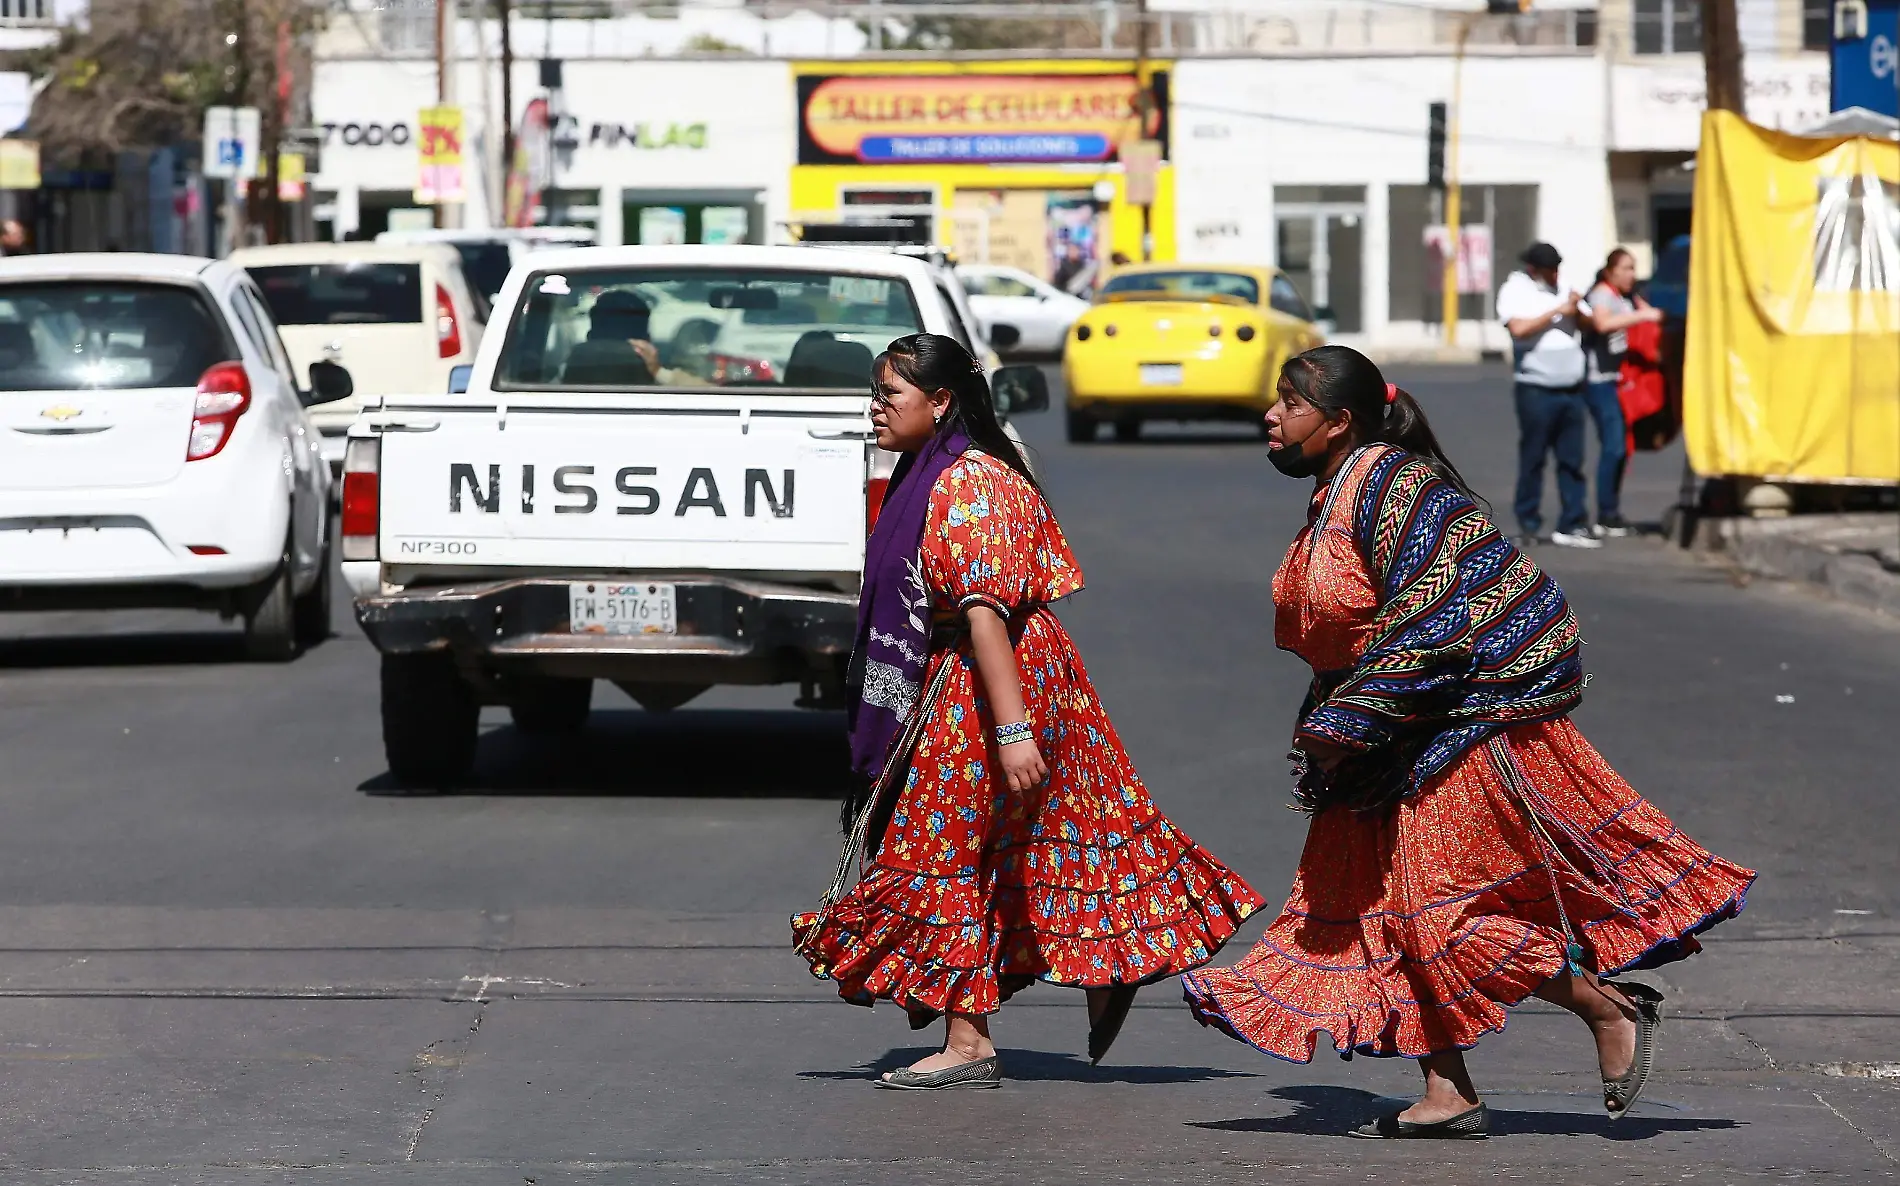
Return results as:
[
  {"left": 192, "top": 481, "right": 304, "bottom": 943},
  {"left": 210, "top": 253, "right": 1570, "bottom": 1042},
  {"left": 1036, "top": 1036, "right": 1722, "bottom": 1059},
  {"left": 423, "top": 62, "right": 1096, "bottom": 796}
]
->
[
  {"left": 1387, "top": 183, "right": 1538, "bottom": 324},
  {"left": 543, "top": 188, "right": 600, "bottom": 232},
  {"left": 623, "top": 195, "right": 762, "bottom": 246}
]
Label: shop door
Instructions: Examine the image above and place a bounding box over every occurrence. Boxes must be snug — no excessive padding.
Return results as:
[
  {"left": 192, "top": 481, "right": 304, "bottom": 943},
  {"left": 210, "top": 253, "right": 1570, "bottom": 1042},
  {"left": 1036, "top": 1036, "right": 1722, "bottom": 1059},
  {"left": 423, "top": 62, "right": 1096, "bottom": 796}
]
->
[{"left": 1273, "top": 194, "right": 1365, "bottom": 334}]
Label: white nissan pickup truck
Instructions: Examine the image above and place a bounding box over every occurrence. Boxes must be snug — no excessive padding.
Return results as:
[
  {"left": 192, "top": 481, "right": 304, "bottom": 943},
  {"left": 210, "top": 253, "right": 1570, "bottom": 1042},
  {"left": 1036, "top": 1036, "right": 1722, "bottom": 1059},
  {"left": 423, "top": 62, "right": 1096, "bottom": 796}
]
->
[{"left": 340, "top": 244, "right": 1047, "bottom": 787}]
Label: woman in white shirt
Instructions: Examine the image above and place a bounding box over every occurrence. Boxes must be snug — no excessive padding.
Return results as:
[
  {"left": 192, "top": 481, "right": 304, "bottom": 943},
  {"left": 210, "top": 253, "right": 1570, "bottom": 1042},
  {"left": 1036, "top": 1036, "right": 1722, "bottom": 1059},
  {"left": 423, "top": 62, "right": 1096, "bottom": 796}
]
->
[{"left": 1580, "top": 249, "right": 1664, "bottom": 538}]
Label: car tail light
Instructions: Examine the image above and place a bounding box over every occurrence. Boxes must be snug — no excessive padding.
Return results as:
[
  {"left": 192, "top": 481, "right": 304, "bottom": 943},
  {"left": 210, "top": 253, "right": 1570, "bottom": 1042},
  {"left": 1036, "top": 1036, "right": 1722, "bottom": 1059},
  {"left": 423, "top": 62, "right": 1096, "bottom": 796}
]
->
[
  {"left": 866, "top": 476, "right": 890, "bottom": 535},
  {"left": 711, "top": 353, "right": 776, "bottom": 384},
  {"left": 340, "top": 436, "right": 381, "bottom": 561},
  {"left": 435, "top": 283, "right": 461, "bottom": 359},
  {"left": 186, "top": 361, "right": 251, "bottom": 461},
  {"left": 1104, "top": 324, "right": 1117, "bottom": 337},
  {"left": 1209, "top": 322, "right": 1223, "bottom": 337},
  {"left": 1236, "top": 324, "right": 1257, "bottom": 342},
  {"left": 1074, "top": 324, "right": 1092, "bottom": 341}
]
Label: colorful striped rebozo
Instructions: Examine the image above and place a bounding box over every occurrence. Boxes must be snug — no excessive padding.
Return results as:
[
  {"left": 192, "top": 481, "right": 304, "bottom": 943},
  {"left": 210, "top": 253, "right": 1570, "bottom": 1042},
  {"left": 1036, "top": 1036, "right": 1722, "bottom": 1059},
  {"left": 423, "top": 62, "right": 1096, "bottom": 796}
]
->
[{"left": 1293, "top": 446, "right": 1585, "bottom": 811}]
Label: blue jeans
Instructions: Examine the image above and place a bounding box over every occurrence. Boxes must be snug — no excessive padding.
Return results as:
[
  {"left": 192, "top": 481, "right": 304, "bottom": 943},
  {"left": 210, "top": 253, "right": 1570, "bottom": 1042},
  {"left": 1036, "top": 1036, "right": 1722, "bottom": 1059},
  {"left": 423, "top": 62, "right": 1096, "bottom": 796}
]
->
[
  {"left": 1583, "top": 378, "right": 1628, "bottom": 521},
  {"left": 1513, "top": 381, "right": 1588, "bottom": 537}
]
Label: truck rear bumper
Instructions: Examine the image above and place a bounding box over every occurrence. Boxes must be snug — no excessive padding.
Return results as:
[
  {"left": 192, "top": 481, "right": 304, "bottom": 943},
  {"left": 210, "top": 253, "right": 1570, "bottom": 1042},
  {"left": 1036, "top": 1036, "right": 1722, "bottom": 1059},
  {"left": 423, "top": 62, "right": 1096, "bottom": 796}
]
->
[{"left": 354, "top": 574, "right": 859, "bottom": 685}]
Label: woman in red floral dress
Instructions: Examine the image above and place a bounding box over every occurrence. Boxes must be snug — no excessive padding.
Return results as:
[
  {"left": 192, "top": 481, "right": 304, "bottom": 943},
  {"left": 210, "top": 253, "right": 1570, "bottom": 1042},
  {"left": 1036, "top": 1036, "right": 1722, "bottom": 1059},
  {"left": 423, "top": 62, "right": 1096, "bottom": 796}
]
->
[
  {"left": 794, "top": 333, "right": 1264, "bottom": 1090},
  {"left": 1182, "top": 346, "right": 1754, "bottom": 1137}
]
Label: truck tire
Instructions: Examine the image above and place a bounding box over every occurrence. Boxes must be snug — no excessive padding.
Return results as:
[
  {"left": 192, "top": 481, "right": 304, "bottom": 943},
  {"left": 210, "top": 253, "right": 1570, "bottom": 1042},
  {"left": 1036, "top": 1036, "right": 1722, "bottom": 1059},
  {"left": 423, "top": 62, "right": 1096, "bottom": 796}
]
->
[
  {"left": 508, "top": 677, "right": 594, "bottom": 734},
  {"left": 293, "top": 534, "right": 333, "bottom": 647},
  {"left": 243, "top": 553, "right": 298, "bottom": 663},
  {"left": 381, "top": 653, "right": 479, "bottom": 788},
  {"left": 1065, "top": 409, "right": 1095, "bottom": 443}
]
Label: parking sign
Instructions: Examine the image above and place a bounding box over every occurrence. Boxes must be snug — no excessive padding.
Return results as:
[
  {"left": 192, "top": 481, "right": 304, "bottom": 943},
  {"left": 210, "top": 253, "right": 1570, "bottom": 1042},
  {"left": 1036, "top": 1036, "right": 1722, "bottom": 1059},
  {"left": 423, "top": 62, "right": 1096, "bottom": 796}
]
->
[{"left": 202, "top": 106, "right": 262, "bottom": 180}]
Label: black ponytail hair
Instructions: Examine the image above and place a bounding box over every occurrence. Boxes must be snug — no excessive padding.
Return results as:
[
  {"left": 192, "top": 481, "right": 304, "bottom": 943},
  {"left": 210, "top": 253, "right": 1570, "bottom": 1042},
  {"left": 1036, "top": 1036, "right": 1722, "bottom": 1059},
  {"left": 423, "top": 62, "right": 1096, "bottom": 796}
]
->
[
  {"left": 1279, "top": 344, "right": 1479, "bottom": 504},
  {"left": 873, "top": 332, "right": 1041, "bottom": 492}
]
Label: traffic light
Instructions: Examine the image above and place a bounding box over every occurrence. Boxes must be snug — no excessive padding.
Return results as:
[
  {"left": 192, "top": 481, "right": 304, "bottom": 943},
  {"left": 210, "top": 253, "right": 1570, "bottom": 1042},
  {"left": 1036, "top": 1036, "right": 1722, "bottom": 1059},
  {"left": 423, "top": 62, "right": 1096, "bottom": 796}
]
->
[
  {"left": 1427, "top": 101, "right": 1446, "bottom": 191},
  {"left": 1486, "top": 0, "right": 1530, "bottom": 10}
]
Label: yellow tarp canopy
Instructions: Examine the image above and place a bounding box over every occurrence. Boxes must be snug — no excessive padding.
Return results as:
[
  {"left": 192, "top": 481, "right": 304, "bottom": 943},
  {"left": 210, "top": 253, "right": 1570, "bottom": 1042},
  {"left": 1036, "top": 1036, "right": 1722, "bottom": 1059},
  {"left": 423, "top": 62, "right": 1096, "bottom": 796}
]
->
[{"left": 1684, "top": 110, "right": 1900, "bottom": 482}]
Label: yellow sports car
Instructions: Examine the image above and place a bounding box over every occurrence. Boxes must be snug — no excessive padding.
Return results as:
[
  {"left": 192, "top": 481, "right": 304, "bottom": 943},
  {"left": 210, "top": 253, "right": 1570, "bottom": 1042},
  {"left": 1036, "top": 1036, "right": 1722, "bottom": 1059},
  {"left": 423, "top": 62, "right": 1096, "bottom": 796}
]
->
[{"left": 1061, "top": 264, "right": 1325, "bottom": 442}]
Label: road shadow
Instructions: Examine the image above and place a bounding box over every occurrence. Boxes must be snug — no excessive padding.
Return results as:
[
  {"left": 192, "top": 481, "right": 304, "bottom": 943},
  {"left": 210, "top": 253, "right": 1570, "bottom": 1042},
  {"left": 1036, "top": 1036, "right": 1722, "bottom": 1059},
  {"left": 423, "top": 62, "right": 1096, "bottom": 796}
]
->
[
  {"left": 359, "top": 707, "right": 852, "bottom": 799},
  {"left": 1190, "top": 1084, "right": 1744, "bottom": 1140},
  {"left": 0, "top": 629, "right": 252, "bottom": 669},
  {"left": 800, "top": 1046, "right": 1252, "bottom": 1085}
]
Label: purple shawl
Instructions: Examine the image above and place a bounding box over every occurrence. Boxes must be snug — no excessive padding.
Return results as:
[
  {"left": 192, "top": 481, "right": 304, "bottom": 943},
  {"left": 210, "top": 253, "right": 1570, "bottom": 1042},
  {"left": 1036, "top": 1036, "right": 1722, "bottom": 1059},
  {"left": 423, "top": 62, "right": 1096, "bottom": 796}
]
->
[{"left": 845, "top": 426, "right": 970, "bottom": 779}]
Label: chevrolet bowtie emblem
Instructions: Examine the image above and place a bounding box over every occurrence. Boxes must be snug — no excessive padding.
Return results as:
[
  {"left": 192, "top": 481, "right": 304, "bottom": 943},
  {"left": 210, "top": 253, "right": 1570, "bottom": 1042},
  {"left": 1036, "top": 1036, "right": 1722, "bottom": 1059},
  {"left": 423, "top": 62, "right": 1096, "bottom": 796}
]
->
[{"left": 39, "top": 404, "right": 82, "bottom": 422}]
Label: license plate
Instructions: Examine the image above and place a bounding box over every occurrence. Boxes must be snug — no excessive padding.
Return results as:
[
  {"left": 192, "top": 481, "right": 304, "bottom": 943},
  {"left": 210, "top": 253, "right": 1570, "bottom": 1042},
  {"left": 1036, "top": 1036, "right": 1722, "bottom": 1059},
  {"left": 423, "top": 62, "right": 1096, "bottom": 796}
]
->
[
  {"left": 569, "top": 582, "right": 677, "bottom": 635},
  {"left": 1139, "top": 363, "right": 1184, "bottom": 387}
]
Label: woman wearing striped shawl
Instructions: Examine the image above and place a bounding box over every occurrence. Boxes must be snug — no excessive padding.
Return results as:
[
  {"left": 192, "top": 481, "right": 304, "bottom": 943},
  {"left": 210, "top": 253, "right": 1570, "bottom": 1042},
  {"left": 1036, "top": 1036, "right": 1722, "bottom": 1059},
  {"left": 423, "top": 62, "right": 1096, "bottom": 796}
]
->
[{"left": 1182, "top": 345, "right": 1754, "bottom": 1139}]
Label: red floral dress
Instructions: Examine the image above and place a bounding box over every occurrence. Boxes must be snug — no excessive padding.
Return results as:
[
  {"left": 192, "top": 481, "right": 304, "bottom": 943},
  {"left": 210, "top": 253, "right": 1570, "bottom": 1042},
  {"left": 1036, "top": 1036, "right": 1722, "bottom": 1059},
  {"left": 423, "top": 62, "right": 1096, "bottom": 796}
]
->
[
  {"left": 1181, "top": 456, "right": 1756, "bottom": 1060},
  {"left": 795, "top": 450, "right": 1266, "bottom": 1020}
]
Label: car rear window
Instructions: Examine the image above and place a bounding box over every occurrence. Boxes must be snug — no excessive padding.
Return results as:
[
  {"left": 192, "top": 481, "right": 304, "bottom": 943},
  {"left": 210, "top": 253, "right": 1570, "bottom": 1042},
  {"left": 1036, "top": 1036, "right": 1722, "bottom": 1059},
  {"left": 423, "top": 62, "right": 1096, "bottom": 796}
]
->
[
  {"left": 495, "top": 266, "right": 923, "bottom": 392},
  {"left": 0, "top": 282, "right": 230, "bottom": 392},
  {"left": 248, "top": 263, "right": 424, "bottom": 325},
  {"left": 454, "top": 243, "right": 513, "bottom": 300},
  {"left": 1099, "top": 270, "right": 1261, "bottom": 305}
]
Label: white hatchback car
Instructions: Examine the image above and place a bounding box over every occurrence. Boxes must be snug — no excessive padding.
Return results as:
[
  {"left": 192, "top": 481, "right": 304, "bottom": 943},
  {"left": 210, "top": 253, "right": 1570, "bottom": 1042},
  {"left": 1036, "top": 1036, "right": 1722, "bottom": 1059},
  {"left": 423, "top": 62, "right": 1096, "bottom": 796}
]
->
[
  {"left": 957, "top": 264, "right": 1091, "bottom": 356},
  {"left": 232, "top": 242, "right": 484, "bottom": 473},
  {"left": 0, "top": 254, "right": 348, "bottom": 659}
]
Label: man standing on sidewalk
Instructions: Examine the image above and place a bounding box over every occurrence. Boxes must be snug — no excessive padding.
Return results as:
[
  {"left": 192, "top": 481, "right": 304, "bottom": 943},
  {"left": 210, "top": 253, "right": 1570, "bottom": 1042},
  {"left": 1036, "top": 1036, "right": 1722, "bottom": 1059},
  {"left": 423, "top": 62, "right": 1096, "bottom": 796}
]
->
[{"left": 1497, "top": 241, "right": 1598, "bottom": 549}]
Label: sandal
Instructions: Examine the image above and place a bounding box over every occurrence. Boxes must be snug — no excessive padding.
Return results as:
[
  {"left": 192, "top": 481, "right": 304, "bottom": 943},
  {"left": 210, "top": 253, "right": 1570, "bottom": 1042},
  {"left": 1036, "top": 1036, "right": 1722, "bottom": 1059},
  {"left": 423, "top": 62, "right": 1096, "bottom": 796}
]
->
[
  {"left": 1348, "top": 1103, "right": 1490, "bottom": 1140},
  {"left": 1086, "top": 985, "right": 1138, "bottom": 1065},
  {"left": 875, "top": 1056, "right": 1002, "bottom": 1090},
  {"left": 1603, "top": 981, "right": 1665, "bottom": 1120}
]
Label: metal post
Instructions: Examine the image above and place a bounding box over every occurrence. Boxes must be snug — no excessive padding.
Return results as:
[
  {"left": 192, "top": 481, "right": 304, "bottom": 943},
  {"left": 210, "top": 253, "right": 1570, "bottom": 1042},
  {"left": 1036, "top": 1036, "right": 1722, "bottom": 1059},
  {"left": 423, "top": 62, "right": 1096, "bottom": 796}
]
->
[
  {"left": 1136, "top": 0, "right": 1152, "bottom": 262},
  {"left": 1442, "top": 11, "right": 1476, "bottom": 346}
]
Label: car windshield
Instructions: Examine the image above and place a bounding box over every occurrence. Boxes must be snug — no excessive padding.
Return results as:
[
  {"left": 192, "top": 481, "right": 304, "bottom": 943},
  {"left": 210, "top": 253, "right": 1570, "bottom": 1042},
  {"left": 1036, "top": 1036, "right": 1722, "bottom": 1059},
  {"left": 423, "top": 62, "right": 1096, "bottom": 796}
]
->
[
  {"left": 1098, "top": 270, "right": 1260, "bottom": 304},
  {"left": 248, "top": 263, "right": 424, "bottom": 325},
  {"left": 0, "top": 282, "right": 229, "bottom": 392},
  {"left": 495, "top": 266, "right": 924, "bottom": 391}
]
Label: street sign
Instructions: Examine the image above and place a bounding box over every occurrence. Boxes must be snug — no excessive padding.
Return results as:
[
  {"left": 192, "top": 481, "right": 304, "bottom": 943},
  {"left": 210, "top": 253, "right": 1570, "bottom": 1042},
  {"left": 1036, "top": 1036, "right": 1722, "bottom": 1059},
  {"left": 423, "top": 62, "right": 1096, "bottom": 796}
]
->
[
  {"left": 1122, "top": 139, "right": 1161, "bottom": 207},
  {"left": 202, "top": 106, "right": 262, "bottom": 180},
  {"left": 0, "top": 139, "right": 39, "bottom": 190},
  {"left": 1831, "top": 0, "right": 1900, "bottom": 117},
  {"left": 415, "top": 105, "right": 465, "bottom": 205},
  {"left": 278, "top": 152, "right": 306, "bottom": 201}
]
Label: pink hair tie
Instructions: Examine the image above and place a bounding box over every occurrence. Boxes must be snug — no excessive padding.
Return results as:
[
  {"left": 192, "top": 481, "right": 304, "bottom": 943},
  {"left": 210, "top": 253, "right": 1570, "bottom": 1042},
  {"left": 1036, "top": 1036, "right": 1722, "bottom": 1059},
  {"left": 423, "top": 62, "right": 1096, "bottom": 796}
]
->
[{"left": 1384, "top": 382, "right": 1399, "bottom": 405}]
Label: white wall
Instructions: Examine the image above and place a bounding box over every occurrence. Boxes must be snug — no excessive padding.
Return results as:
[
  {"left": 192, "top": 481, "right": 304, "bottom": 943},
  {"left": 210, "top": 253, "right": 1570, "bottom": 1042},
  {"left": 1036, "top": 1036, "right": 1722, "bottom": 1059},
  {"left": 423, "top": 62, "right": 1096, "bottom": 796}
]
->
[
  {"left": 310, "top": 58, "right": 797, "bottom": 241},
  {"left": 1172, "top": 55, "right": 1611, "bottom": 352}
]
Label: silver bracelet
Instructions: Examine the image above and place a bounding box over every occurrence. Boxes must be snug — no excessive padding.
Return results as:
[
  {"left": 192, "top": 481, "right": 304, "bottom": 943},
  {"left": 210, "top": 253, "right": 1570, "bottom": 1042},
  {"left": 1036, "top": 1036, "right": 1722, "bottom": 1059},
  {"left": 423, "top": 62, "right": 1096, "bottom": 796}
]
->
[{"left": 993, "top": 720, "right": 1034, "bottom": 747}]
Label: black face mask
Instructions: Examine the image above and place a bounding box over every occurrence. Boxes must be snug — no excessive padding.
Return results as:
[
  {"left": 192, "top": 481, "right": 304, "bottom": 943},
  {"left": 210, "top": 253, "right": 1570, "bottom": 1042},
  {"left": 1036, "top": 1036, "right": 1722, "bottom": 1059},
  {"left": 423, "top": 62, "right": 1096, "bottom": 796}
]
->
[{"left": 1267, "top": 420, "right": 1328, "bottom": 479}]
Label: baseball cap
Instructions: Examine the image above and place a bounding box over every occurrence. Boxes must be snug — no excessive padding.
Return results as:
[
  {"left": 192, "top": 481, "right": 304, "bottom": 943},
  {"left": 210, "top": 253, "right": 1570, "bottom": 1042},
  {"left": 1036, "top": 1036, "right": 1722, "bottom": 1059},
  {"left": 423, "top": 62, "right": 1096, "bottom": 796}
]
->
[{"left": 1521, "top": 242, "right": 1563, "bottom": 270}]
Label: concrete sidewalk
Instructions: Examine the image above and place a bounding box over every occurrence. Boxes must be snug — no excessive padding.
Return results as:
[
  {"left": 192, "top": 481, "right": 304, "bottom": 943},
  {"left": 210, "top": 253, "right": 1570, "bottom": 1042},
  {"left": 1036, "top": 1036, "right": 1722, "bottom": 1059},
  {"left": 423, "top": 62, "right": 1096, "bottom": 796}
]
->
[{"left": 1697, "top": 513, "right": 1900, "bottom": 621}]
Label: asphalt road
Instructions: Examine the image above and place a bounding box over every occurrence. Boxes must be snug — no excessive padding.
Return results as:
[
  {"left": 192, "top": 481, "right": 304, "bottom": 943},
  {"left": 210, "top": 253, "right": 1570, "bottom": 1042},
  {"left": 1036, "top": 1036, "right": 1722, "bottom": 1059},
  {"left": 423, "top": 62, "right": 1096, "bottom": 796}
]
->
[{"left": 1, "top": 362, "right": 1897, "bottom": 1184}]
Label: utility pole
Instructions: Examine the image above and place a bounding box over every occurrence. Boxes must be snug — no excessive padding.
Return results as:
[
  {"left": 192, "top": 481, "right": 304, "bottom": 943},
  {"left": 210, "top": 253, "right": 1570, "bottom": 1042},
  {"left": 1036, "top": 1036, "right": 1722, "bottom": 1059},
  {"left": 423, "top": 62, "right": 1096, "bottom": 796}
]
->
[
  {"left": 435, "top": 0, "right": 449, "bottom": 229},
  {"left": 1698, "top": 0, "right": 1745, "bottom": 113},
  {"left": 499, "top": 0, "right": 516, "bottom": 223},
  {"left": 1134, "top": 0, "right": 1152, "bottom": 262}
]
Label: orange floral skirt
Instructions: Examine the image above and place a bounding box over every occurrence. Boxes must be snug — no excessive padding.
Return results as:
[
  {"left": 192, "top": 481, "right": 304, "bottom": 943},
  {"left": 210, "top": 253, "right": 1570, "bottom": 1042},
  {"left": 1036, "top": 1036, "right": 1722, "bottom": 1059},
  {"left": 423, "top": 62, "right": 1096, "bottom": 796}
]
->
[
  {"left": 794, "top": 610, "right": 1265, "bottom": 1020},
  {"left": 1182, "top": 718, "right": 1754, "bottom": 1060}
]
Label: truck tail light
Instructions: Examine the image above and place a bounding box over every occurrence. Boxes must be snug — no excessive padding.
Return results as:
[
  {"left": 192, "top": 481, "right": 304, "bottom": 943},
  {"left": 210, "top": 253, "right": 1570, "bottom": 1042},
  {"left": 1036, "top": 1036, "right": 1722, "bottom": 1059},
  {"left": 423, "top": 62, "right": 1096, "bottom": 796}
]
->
[
  {"left": 435, "top": 283, "right": 462, "bottom": 359},
  {"left": 711, "top": 353, "right": 776, "bottom": 385},
  {"left": 340, "top": 436, "right": 381, "bottom": 561},
  {"left": 866, "top": 477, "right": 890, "bottom": 535},
  {"left": 186, "top": 361, "right": 251, "bottom": 461}
]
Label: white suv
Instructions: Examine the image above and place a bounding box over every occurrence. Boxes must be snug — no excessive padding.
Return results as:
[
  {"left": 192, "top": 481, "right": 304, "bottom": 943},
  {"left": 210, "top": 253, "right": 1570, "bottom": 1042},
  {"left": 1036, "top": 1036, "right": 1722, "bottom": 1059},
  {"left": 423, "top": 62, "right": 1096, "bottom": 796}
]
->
[
  {"left": 233, "top": 242, "right": 484, "bottom": 474},
  {"left": 0, "top": 254, "right": 346, "bottom": 659}
]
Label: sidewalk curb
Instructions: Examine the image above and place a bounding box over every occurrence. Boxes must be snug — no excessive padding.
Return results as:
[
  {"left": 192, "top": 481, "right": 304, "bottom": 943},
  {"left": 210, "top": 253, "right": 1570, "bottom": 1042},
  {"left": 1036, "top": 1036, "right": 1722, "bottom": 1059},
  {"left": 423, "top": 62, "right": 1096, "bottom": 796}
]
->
[{"left": 1695, "top": 514, "right": 1900, "bottom": 620}]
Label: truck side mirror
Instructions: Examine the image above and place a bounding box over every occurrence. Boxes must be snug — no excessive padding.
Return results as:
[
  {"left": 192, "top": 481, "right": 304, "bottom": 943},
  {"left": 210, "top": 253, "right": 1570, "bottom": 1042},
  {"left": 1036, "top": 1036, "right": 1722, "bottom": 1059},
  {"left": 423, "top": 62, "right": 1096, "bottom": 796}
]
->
[
  {"left": 991, "top": 364, "right": 1049, "bottom": 416},
  {"left": 305, "top": 360, "right": 354, "bottom": 405}
]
